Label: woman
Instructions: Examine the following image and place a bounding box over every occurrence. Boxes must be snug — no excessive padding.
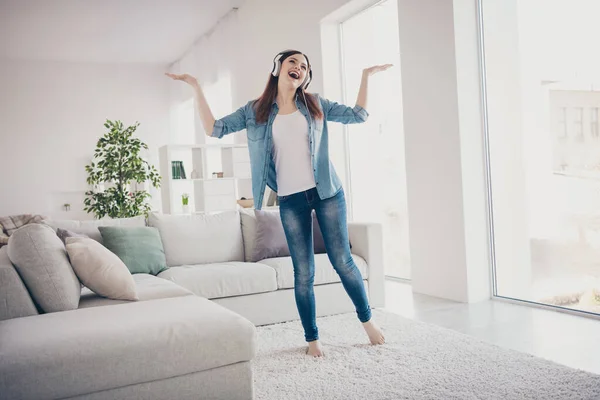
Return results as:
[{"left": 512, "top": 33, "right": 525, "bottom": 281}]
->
[{"left": 166, "top": 49, "right": 392, "bottom": 357}]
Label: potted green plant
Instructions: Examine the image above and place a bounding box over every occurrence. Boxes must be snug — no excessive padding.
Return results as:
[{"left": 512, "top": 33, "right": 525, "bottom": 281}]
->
[
  {"left": 182, "top": 193, "right": 190, "bottom": 214},
  {"left": 84, "top": 120, "right": 161, "bottom": 219}
]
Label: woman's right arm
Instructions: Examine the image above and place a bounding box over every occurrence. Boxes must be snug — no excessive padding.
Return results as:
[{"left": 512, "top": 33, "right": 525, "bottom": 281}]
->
[
  {"left": 191, "top": 81, "right": 216, "bottom": 136},
  {"left": 165, "top": 73, "right": 246, "bottom": 138}
]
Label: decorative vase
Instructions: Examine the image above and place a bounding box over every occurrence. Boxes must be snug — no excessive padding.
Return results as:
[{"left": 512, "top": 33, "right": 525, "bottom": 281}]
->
[
  {"left": 191, "top": 169, "right": 199, "bottom": 179},
  {"left": 182, "top": 204, "right": 190, "bottom": 214}
]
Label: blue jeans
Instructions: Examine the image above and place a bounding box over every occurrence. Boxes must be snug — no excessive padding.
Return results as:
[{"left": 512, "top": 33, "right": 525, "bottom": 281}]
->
[{"left": 278, "top": 187, "right": 372, "bottom": 342}]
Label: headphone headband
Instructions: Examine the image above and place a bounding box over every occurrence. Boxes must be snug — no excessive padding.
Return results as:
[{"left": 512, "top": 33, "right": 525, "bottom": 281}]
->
[{"left": 271, "top": 50, "right": 312, "bottom": 90}]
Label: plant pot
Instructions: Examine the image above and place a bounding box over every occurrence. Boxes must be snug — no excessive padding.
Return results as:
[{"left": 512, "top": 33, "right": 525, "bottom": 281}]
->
[
  {"left": 182, "top": 204, "right": 190, "bottom": 214},
  {"left": 237, "top": 199, "right": 254, "bottom": 208}
]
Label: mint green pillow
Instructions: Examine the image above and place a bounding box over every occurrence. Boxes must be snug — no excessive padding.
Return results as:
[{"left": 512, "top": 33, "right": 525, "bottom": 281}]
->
[{"left": 98, "top": 226, "right": 168, "bottom": 275}]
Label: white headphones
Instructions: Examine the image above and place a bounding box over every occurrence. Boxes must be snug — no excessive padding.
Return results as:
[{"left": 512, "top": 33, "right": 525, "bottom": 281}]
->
[{"left": 271, "top": 50, "right": 312, "bottom": 90}]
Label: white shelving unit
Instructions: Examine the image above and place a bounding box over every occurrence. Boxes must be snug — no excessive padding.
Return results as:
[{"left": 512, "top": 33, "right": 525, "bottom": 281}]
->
[
  {"left": 222, "top": 146, "right": 251, "bottom": 178},
  {"left": 159, "top": 143, "right": 253, "bottom": 214}
]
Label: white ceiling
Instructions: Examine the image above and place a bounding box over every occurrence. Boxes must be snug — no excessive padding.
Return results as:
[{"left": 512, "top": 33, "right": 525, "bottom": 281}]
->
[{"left": 0, "top": 0, "right": 244, "bottom": 64}]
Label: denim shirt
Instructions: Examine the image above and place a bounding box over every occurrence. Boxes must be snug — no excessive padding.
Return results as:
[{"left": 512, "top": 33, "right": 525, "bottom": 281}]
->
[{"left": 211, "top": 94, "right": 369, "bottom": 210}]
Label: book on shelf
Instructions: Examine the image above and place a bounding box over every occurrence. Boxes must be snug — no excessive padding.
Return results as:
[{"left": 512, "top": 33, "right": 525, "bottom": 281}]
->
[{"left": 171, "top": 161, "right": 187, "bottom": 179}]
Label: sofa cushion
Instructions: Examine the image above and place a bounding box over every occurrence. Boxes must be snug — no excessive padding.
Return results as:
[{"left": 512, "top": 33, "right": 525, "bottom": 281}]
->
[
  {"left": 7, "top": 223, "right": 81, "bottom": 313},
  {"left": 0, "top": 247, "right": 38, "bottom": 321},
  {"left": 0, "top": 296, "right": 256, "bottom": 400},
  {"left": 43, "top": 216, "right": 146, "bottom": 244},
  {"left": 65, "top": 237, "right": 138, "bottom": 302},
  {"left": 98, "top": 226, "right": 169, "bottom": 275},
  {"left": 259, "top": 253, "right": 369, "bottom": 289},
  {"left": 158, "top": 262, "right": 277, "bottom": 299},
  {"left": 79, "top": 273, "right": 193, "bottom": 309},
  {"left": 149, "top": 211, "right": 244, "bottom": 267}
]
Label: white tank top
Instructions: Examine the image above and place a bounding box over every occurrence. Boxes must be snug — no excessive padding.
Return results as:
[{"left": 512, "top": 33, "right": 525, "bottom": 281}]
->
[{"left": 272, "top": 110, "right": 316, "bottom": 196}]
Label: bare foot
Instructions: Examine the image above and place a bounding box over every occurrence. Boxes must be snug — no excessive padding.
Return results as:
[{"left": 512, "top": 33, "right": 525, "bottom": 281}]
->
[
  {"left": 362, "top": 320, "right": 385, "bottom": 345},
  {"left": 306, "top": 340, "right": 324, "bottom": 357}
]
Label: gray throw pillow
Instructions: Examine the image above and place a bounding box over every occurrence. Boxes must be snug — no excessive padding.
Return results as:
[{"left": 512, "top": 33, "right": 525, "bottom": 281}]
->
[
  {"left": 252, "top": 210, "right": 290, "bottom": 262},
  {"left": 56, "top": 228, "right": 88, "bottom": 244},
  {"left": 252, "top": 210, "right": 337, "bottom": 262},
  {"left": 7, "top": 223, "right": 81, "bottom": 313},
  {"left": 0, "top": 247, "right": 39, "bottom": 320}
]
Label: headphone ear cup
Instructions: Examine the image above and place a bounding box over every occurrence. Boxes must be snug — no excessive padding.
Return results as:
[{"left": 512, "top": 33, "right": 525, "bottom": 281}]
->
[
  {"left": 272, "top": 54, "right": 282, "bottom": 77},
  {"left": 302, "top": 70, "right": 312, "bottom": 89}
]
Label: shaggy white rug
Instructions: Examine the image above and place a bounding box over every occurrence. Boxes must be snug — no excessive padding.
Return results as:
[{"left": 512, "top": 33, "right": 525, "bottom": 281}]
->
[{"left": 253, "top": 310, "right": 600, "bottom": 400}]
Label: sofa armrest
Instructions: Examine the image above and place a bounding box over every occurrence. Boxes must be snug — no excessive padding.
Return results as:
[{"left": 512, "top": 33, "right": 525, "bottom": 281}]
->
[
  {"left": 0, "top": 296, "right": 256, "bottom": 400},
  {"left": 348, "top": 222, "right": 385, "bottom": 308}
]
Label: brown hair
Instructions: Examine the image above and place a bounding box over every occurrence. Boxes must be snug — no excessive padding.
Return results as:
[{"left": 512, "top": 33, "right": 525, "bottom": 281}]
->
[{"left": 254, "top": 50, "right": 324, "bottom": 124}]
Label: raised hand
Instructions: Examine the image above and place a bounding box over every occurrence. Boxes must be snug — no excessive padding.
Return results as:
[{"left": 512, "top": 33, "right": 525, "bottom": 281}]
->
[
  {"left": 165, "top": 72, "right": 215, "bottom": 135},
  {"left": 363, "top": 64, "right": 394, "bottom": 77},
  {"left": 164, "top": 72, "right": 199, "bottom": 87}
]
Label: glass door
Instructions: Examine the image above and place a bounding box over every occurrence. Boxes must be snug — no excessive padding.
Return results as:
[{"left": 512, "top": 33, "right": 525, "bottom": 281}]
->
[{"left": 339, "top": 0, "right": 410, "bottom": 279}]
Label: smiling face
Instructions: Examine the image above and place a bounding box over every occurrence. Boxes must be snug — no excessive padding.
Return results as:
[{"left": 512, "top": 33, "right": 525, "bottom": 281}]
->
[{"left": 279, "top": 53, "right": 309, "bottom": 90}]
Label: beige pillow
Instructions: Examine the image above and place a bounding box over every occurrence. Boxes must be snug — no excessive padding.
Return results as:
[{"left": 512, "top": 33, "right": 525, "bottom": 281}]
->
[{"left": 65, "top": 237, "right": 138, "bottom": 301}]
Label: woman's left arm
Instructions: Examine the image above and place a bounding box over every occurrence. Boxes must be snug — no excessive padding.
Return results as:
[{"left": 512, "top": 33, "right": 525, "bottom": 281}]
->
[{"left": 355, "top": 64, "right": 393, "bottom": 111}]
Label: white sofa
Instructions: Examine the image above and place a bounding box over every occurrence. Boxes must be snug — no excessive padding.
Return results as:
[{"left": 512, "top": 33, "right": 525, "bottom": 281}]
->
[
  {"left": 148, "top": 210, "right": 386, "bottom": 326},
  {"left": 0, "top": 209, "right": 384, "bottom": 400}
]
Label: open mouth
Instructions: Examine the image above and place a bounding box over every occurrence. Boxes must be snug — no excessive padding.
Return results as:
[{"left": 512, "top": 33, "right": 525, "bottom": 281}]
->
[{"left": 288, "top": 71, "right": 300, "bottom": 80}]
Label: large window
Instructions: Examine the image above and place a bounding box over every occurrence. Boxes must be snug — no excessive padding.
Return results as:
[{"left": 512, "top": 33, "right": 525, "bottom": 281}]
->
[
  {"left": 481, "top": 0, "right": 600, "bottom": 315},
  {"left": 338, "top": 0, "right": 410, "bottom": 279}
]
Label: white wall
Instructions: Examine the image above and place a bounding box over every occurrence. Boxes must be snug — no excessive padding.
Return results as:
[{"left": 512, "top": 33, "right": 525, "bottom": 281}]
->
[
  {"left": 0, "top": 60, "right": 170, "bottom": 219},
  {"left": 398, "top": 0, "right": 491, "bottom": 302},
  {"left": 398, "top": 0, "right": 467, "bottom": 301}
]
